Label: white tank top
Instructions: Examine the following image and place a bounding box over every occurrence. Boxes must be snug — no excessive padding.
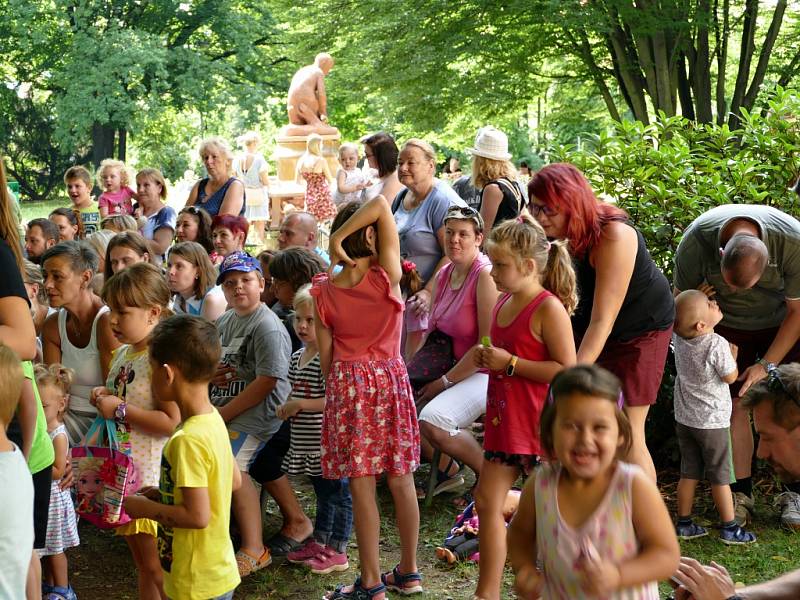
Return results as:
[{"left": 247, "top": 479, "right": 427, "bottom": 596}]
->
[{"left": 58, "top": 306, "right": 109, "bottom": 412}]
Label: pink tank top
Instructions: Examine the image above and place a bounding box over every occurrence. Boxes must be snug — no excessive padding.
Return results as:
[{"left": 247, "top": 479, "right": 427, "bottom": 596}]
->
[{"left": 311, "top": 266, "right": 404, "bottom": 362}]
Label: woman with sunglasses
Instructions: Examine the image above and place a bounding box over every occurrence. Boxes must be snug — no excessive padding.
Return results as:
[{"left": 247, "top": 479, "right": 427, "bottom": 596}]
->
[
  {"left": 530, "top": 163, "right": 674, "bottom": 483},
  {"left": 409, "top": 206, "right": 498, "bottom": 498}
]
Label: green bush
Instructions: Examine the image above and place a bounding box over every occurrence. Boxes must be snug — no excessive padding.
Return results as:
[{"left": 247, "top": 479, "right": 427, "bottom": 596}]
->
[{"left": 550, "top": 87, "right": 800, "bottom": 466}]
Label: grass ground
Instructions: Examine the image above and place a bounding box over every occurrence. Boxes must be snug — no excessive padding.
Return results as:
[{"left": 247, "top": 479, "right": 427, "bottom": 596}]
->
[
  {"left": 67, "top": 468, "right": 800, "bottom": 599},
  {"left": 20, "top": 199, "right": 65, "bottom": 223}
]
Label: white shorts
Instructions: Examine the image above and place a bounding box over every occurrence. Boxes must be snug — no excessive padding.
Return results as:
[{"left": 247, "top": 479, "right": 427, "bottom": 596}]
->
[
  {"left": 229, "top": 430, "right": 266, "bottom": 471},
  {"left": 418, "top": 372, "right": 488, "bottom": 436}
]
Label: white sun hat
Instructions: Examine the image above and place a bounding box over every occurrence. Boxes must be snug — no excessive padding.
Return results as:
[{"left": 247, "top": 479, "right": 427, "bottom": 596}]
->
[{"left": 469, "top": 126, "right": 512, "bottom": 162}]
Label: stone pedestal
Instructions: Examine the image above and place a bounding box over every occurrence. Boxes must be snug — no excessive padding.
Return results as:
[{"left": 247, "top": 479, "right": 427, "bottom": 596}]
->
[{"left": 273, "top": 133, "right": 341, "bottom": 182}]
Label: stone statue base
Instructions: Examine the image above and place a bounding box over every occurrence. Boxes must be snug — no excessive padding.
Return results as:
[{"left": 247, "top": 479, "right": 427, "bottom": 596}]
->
[
  {"left": 273, "top": 132, "right": 341, "bottom": 182},
  {"left": 279, "top": 123, "right": 340, "bottom": 137}
]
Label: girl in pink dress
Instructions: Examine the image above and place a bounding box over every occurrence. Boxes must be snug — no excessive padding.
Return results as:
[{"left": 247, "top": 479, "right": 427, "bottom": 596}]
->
[
  {"left": 311, "top": 197, "right": 421, "bottom": 600},
  {"left": 472, "top": 215, "right": 577, "bottom": 600},
  {"left": 507, "top": 365, "right": 679, "bottom": 599},
  {"left": 296, "top": 133, "right": 338, "bottom": 223}
]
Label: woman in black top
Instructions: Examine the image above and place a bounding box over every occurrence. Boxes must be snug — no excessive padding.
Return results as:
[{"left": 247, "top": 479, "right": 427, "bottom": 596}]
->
[
  {"left": 469, "top": 126, "right": 524, "bottom": 230},
  {"left": 530, "top": 163, "right": 674, "bottom": 483}
]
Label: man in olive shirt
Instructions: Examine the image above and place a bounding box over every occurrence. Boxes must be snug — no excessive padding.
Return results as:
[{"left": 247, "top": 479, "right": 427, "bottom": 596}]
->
[{"left": 674, "top": 204, "right": 800, "bottom": 528}]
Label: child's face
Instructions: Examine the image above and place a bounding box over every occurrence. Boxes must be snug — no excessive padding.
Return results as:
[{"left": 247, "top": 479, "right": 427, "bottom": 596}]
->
[
  {"left": 272, "top": 277, "right": 295, "bottom": 307},
  {"left": 108, "top": 303, "right": 157, "bottom": 346},
  {"left": 293, "top": 302, "right": 316, "bottom": 345},
  {"left": 49, "top": 214, "right": 77, "bottom": 241},
  {"left": 487, "top": 246, "right": 531, "bottom": 294},
  {"left": 167, "top": 255, "right": 198, "bottom": 295},
  {"left": 212, "top": 227, "right": 244, "bottom": 257},
  {"left": 66, "top": 178, "right": 91, "bottom": 205},
  {"left": 39, "top": 383, "right": 65, "bottom": 426},
  {"left": 695, "top": 296, "right": 723, "bottom": 329},
  {"left": 339, "top": 148, "right": 359, "bottom": 170},
  {"left": 109, "top": 246, "right": 147, "bottom": 275},
  {"left": 175, "top": 214, "right": 200, "bottom": 243},
  {"left": 552, "top": 393, "right": 623, "bottom": 481},
  {"left": 221, "top": 270, "right": 264, "bottom": 314},
  {"left": 102, "top": 167, "right": 122, "bottom": 192}
]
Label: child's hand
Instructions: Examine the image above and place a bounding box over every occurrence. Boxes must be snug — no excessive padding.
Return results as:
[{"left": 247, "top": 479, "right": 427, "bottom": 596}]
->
[
  {"left": 123, "top": 494, "right": 153, "bottom": 519},
  {"left": 90, "top": 386, "right": 113, "bottom": 406},
  {"left": 475, "top": 344, "right": 513, "bottom": 372},
  {"left": 137, "top": 486, "right": 162, "bottom": 501},
  {"left": 729, "top": 343, "right": 738, "bottom": 360},
  {"left": 277, "top": 400, "right": 303, "bottom": 420},
  {"left": 697, "top": 282, "right": 716, "bottom": 297},
  {"left": 211, "top": 364, "right": 237, "bottom": 387},
  {"left": 95, "top": 394, "right": 123, "bottom": 419},
  {"left": 514, "top": 563, "right": 543, "bottom": 599},
  {"left": 578, "top": 556, "right": 621, "bottom": 597}
]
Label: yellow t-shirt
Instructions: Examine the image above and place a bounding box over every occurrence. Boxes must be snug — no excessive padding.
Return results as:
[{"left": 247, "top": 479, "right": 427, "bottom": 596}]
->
[{"left": 157, "top": 409, "right": 240, "bottom": 599}]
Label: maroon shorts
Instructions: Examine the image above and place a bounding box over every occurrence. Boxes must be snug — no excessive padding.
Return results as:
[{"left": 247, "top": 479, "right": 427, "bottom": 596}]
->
[
  {"left": 714, "top": 324, "right": 800, "bottom": 399},
  {"left": 595, "top": 327, "right": 672, "bottom": 407}
]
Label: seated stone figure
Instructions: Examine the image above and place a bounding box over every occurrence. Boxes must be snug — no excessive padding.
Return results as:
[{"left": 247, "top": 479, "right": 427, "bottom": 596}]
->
[{"left": 283, "top": 53, "right": 340, "bottom": 137}]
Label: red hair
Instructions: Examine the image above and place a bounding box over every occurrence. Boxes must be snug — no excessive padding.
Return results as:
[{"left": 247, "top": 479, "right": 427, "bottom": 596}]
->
[
  {"left": 529, "top": 163, "right": 627, "bottom": 258},
  {"left": 211, "top": 214, "right": 249, "bottom": 238}
]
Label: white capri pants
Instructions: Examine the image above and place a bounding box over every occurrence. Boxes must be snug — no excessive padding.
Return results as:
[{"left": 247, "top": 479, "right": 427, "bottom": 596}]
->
[{"left": 418, "top": 372, "right": 488, "bottom": 436}]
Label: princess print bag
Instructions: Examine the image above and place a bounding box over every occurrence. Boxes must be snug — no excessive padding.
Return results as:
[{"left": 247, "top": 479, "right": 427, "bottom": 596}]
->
[{"left": 71, "top": 417, "right": 140, "bottom": 529}]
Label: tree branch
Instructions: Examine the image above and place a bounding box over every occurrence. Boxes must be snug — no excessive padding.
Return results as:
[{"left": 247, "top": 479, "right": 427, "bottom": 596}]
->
[
  {"left": 741, "top": 0, "right": 787, "bottom": 111},
  {"left": 728, "top": 0, "right": 758, "bottom": 126}
]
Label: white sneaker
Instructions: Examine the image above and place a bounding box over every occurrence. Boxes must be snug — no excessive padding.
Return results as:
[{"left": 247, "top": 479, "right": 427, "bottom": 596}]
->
[{"left": 776, "top": 491, "right": 800, "bottom": 530}]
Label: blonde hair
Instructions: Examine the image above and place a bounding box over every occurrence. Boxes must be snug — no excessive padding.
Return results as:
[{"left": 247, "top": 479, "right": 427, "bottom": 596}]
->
[
  {"left": 100, "top": 214, "right": 138, "bottom": 233},
  {"left": 236, "top": 131, "right": 262, "bottom": 149},
  {"left": 0, "top": 158, "right": 24, "bottom": 271},
  {"left": 102, "top": 262, "right": 172, "bottom": 317},
  {"left": 199, "top": 137, "right": 234, "bottom": 175},
  {"left": 471, "top": 154, "right": 518, "bottom": 190},
  {"left": 86, "top": 229, "right": 116, "bottom": 261},
  {"left": 63, "top": 165, "right": 92, "bottom": 186},
  {"left": 293, "top": 284, "right": 314, "bottom": 312},
  {"left": 401, "top": 138, "right": 436, "bottom": 163},
  {"left": 136, "top": 168, "right": 168, "bottom": 200},
  {"left": 96, "top": 159, "right": 131, "bottom": 188},
  {"left": 485, "top": 214, "right": 578, "bottom": 314},
  {"left": 0, "top": 344, "right": 23, "bottom": 424},
  {"left": 34, "top": 363, "right": 74, "bottom": 420},
  {"left": 22, "top": 259, "right": 48, "bottom": 306},
  {"left": 338, "top": 142, "right": 359, "bottom": 160},
  {"left": 307, "top": 134, "right": 323, "bottom": 157}
]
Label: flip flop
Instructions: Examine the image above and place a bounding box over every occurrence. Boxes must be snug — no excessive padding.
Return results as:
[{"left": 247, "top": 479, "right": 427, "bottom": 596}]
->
[{"left": 267, "top": 532, "right": 309, "bottom": 557}]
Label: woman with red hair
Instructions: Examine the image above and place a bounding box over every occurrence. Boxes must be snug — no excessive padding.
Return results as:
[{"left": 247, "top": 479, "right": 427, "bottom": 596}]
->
[{"left": 529, "top": 163, "right": 674, "bottom": 482}]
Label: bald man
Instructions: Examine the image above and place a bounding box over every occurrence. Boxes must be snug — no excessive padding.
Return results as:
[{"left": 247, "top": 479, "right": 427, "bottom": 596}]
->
[
  {"left": 674, "top": 204, "right": 800, "bottom": 528},
  {"left": 276, "top": 212, "right": 334, "bottom": 267}
]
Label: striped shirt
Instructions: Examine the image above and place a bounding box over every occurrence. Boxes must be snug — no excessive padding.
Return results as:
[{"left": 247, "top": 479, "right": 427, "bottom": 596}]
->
[{"left": 282, "top": 349, "right": 325, "bottom": 477}]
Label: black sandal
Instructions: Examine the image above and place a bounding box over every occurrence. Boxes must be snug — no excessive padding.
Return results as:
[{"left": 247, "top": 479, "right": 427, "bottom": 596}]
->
[
  {"left": 325, "top": 578, "right": 386, "bottom": 599},
  {"left": 381, "top": 565, "right": 424, "bottom": 595}
]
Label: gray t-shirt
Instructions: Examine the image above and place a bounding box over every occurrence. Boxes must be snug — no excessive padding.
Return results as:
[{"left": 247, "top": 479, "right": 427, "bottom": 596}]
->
[
  {"left": 392, "top": 179, "right": 466, "bottom": 284},
  {"left": 674, "top": 204, "right": 800, "bottom": 330},
  {"left": 211, "top": 303, "right": 291, "bottom": 441},
  {"left": 673, "top": 332, "right": 737, "bottom": 429}
]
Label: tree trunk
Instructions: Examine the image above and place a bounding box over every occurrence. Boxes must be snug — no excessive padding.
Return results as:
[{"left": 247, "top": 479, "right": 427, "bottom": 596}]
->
[
  {"left": 741, "top": 0, "right": 787, "bottom": 112},
  {"left": 604, "top": 18, "right": 650, "bottom": 123},
  {"left": 728, "top": 0, "right": 758, "bottom": 128},
  {"left": 117, "top": 128, "right": 127, "bottom": 162},
  {"left": 677, "top": 52, "right": 696, "bottom": 120},
  {"left": 91, "top": 123, "right": 116, "bottom": 170},
  {"left": 691, "top": 0, "right": 713, "bottom": 122},
  {"left": 714, "top": 0, "right": 730, "bottom": 124}
]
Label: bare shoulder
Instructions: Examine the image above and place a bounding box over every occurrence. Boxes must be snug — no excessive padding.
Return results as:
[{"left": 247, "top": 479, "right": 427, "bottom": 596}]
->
[
  {"left": 42, "top": 310, "right": 61, "bottom": 343},
  {"left": 600, "top": 220, "right": 637, "bottom": 244}
]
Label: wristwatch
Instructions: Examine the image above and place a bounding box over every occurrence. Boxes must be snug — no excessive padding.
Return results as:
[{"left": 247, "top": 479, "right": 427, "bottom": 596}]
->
[
  {"left": 506, "top": 355, "right": 519, "bottom": 377},
  {"left": 441, "top": 374, "right": 454, "bottom": 389},
  {"left": 115, "top": 401, "right": 128, "bottom": 422},
  {"left": 756, "top": 357, "right": 777, "bottom": 373}
]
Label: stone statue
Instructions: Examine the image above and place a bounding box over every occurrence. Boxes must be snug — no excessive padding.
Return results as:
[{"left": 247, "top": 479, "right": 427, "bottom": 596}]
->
[{"left": 282, "top": 53, "right": 340, "bottom": 137}]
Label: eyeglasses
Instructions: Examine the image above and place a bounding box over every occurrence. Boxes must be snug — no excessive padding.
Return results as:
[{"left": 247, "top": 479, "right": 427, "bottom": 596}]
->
[
  {"left": 766, "top": 368, "right": 800, "bottom": 405},
  {"left": 531, "top": 203, "right": 558, "bottom": 217}
]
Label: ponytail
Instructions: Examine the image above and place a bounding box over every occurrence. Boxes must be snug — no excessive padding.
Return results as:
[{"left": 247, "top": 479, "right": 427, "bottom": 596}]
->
[{"left": 542, "top": 239, "right": 577, "bottom": 315}]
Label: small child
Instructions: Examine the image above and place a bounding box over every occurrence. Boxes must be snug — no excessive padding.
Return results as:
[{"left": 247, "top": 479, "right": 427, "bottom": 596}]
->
[
  {"left": 0, "top": 346, "right": 31, "bottom": 600},
  {"left": 279, "top": 285, "right": 353, "bottom": 574},
  {"left": 63, "top": 166, "right": 100, "bottom": 236},
  {"left": 400, "top": 258, "right": 426, "bottom": 361},
  {"left": 508, "top": 365, "right": 680, "bottom": 600},
  {"left": 34, "top": 364, "right": 80, "bottom": 600},
  {"left": 211, "top": 214, "right": 249, "bottom": 259},
  {"left": 97, "top": 158, "right": 136, "bottom": 218},
  {"left": 91, "top": 263, "right": 181, "bottom": 599},
  {"left": 211, "top": 252, "right": 291, "bottom": 577},
  {"left": 472, "top": 215, "right": 576, "bottom": 600},
  {"left": 672, "top": 290, "right": 756, "bottom": 544},
  {"left": 123, "top": 314, "right": 241, "bottom": 600},
  {"left": 296, "top": 133, "right": 337, "bottom": 223},
  {"left": 334, "top": 143, "right": 369, "bottom": 205}
]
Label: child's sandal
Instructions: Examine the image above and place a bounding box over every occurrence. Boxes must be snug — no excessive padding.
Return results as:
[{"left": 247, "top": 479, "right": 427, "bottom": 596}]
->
[
  {"left": 324, "top": 577, "right": 386, "bottom": 599},
  {"left": 381, "top": 565, "right": 424, "bottom": 595}
]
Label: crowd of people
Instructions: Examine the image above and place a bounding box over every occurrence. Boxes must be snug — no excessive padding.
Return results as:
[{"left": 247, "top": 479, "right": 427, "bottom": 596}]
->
[{"left": 2, "top": 123, "right": 800, "bottom": 600}]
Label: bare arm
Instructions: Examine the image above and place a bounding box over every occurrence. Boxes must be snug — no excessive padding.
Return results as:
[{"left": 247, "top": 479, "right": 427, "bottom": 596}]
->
[
  {"left": 201, "top": 292, "right": 227, "bottom": 322},
  {"left": 314, "top": 298, "right": 333, "bottom": 378},
  {"left": 218, "top": 179, "right": 245, "bottom": 217},
  {"left": 320, "top": 157, "right": 334, "bottom": 182},
  {"left": 0, "top": 296, "right": 37, "bottom": 361},
  {"left": 184, "top": 182, "right": 200, "bottom": 207},
  {"left": 479, "top": 184, "right": 503, "bottom": 232},
  {"left": 17, "top": 378, "right": 37, "bottom": 459},
  {"left": 151, "top": 227, "right": 174, "bottom": 257},
  {"left": 258, "top": 163, "right": 271, "bottom": 189},
  {"left": 42, "top": 313, "right": 62, "bottom": 366},
  {"left": 96, "top": 312, "right": 121, "bottom": 381},
  {"left": 124, "top": 486, "right": 211, "bottom": 529},
  {"left": 739, "top": 299, "right": 800, "bottom": 395},
  {"left": 124, "top": 397, "right": 180, "bottom": 437},
  {"left": 508, "top": 476, "right": 542, "bottom": 599},
  {"left": 217, "top": 375, "right": 276, "bottom": 422},
  {"left": 577, "top": 222, "right": 637, "bottom": 364},
  {"left": 51, "top": 434, "right": 68, "bottom": 480},
  {"left": 409, "top": 226, "right": 451, "bottom": 316}
]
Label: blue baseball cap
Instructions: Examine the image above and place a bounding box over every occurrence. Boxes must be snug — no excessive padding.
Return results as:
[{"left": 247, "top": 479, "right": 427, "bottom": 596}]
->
[{"left": 216, "top": 251, "right": 262, "bottom": 285}]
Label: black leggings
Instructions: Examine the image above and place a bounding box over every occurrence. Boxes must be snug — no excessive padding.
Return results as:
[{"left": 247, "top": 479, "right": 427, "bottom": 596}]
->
[{"left": 248, "top": 421, "right": 291, "bottom": 483}]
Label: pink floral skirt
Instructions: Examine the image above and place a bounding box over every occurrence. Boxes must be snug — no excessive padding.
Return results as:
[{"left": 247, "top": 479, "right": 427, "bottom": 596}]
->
[{"left": 321, "top": 358, "right": 420, "bottom": 478}]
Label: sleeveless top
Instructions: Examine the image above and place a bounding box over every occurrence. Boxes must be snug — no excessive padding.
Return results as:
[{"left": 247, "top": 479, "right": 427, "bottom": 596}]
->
[
  {"left": 59, "top": 306, "right": 109, "bottom": 442},
  {"left": 173, "top": 286, "right": 225, "bottom": 317},
  {"left": 484, "top": 291, "right": 553, "bottom": 456},
  {"left": 534, "top": 461, "right": 658, "bottom": 599},
  {"left": 196, "top": 177, "right": 246, "bottom": 217},
  {"left": 478, "top": 178, "right": 523, "bottom": 227},
  {"left": 311, "top": 266, "right": 404, "bottom": 362},
  {"left": 429, "top": 253, "right": 492, "bottom": 360},
  {"left": 572, "top": 224, "right": 674, "bottom": 342}
]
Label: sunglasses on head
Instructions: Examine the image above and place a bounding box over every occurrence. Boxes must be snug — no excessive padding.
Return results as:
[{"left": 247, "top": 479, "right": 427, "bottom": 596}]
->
[
  {"left": 447, "top": 205, "right": 479, "bottom": 217},
  {"left": 766, "top": 368, "right": 800, "bottom": 406}
]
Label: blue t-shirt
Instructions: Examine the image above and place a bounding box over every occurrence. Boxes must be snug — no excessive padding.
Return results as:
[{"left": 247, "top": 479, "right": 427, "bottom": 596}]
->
[{"left": 142, "top": 205, "right": 177, "bottom": 241}]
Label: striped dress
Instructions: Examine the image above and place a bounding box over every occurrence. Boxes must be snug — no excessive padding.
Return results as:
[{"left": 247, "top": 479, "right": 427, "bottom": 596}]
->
[
  {"left": 37, "top": 425, "right": 79, "bottom": 557},
  {"left": 281, "top": 349, "right": 325, "bottom": 477}
]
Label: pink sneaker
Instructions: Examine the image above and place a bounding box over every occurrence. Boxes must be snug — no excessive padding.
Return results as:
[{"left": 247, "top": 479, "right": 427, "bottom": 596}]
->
[
  {"left": 306, "top": 546, "right": 349, "bottom": 574},
  {"left": 287, "top": 539, "right": 325, "bottom": 564}
]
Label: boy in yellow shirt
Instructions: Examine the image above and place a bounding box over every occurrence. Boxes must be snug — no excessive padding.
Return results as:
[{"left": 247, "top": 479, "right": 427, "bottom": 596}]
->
[
  {"left": 63, "top": 166, "right": 100, "bottom": 236},
  {"left": 124, "top": 315, "right": 241, "bottom": 600}
]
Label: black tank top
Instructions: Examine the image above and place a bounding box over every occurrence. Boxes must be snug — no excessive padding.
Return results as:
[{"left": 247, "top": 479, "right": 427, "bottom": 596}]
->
[
  {"left": 572, "top": 224, "right": 674, "bottom": 342},
  {"left": 478, "top": 178, "right": 523, "bottom": 227}
]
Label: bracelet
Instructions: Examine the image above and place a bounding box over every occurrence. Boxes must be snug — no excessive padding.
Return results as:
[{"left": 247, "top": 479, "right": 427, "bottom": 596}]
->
[
  {"left": 441, "top": 374, "right": 454, "bottom": 389},
  {"left": 115, "top": 401, "right": 127, "bottom": 422}
]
